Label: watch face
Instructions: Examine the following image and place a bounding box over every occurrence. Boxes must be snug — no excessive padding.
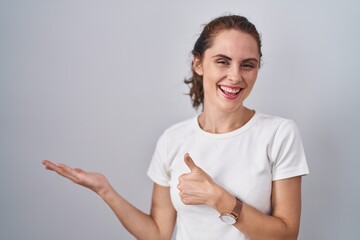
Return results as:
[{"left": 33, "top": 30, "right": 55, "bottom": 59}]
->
[{"left": 219, "top": 214, "right": 236, "bottom": 225}]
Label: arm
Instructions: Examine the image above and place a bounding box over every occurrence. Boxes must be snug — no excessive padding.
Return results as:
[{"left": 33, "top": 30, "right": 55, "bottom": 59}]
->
[
  {"left": 42, "top": 160, "right": 176, "bottom": 240},
  {"left": 215, "top": 177, "right": 302, "bottom": 240},
  {"left": 101, "top": 183, "right": 176, "bottom": 240},
  {"left": 178, "top": 154, "right": 302, "bottom": 240}
]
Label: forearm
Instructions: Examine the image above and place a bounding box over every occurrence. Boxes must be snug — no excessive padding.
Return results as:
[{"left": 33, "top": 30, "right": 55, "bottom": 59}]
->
[
  {"left": 42, "top": 161, "right": 171, "bottom": 239},
  {"left": 235, "top": 203, "right": 299, "bottom": 240},
  {"left": 98, "top": 186, "right": 162, "bottom": 240},
  {"left": 213, "top": 185, "right": 300, "bottom": 240}
]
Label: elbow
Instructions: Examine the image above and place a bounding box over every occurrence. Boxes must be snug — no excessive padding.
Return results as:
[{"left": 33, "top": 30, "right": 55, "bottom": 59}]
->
[
  {"left": 287, "top": 231, "right": 299, "bottom": 240},
  {"left": 282, "top": 232, "right": 299, "bottom": 240},
  {"left": 246, "top": 220, "right": 299, "bottom": 240},
  {"left": 278, "top": 218, "right": 299, "bottom": 240}
]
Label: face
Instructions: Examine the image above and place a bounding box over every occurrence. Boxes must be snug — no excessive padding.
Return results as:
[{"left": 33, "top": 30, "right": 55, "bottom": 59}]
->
[{"left": 194, "top": 29, "right": 260, "bottom": 113}]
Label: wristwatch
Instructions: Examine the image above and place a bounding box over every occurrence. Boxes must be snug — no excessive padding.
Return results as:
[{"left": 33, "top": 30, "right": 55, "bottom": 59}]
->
[{"left": 219, "top": 197, "right": 243, "bottom": 224}]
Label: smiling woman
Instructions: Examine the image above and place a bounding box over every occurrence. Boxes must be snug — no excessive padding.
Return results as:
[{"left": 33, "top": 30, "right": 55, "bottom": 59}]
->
[
  {"left": 192, "top": 30, "right": 259, "bottom": 120},
  {"left": 185, "top": 15, "right": 262, "bottom": 111},
  {"left": 43, "top": 14, "right": 309, "bottom": 240}
]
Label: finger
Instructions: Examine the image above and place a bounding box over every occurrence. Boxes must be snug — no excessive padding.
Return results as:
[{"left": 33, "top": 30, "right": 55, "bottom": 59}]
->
[
  {"left": 179, "top": 193, "right": 202, "bottom": 205},
  {"left": 42, "top": 160, "right": 51, "bottom": 165},
  {"left": 74, "top": 168, "right": 83, "bottom": 172},
  {"left": 184, "top": 153, "right": 198, "bottom": 172},
  {"left": 42, "top": 160, "right": 59, "bottom": 171},
  {"left": 58, "top": 163, "right": 75, "bottom": 171},
  {"left": 43, "top": 160, "right": 81, "bottom": 183},
  {"left": 177, "top": 182, "right": 183, "bottom": 191},
  {"left": 58, "top": 163, "right": 82, "bottom": 178},
  {"left": 56, "top": 165, "right": 80, "bottom": 183}
]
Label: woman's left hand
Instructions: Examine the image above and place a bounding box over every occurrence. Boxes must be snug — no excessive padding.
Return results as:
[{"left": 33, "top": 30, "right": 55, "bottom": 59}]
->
[{"left": 177, "top": 153, "right": 222, "bottom": 207}]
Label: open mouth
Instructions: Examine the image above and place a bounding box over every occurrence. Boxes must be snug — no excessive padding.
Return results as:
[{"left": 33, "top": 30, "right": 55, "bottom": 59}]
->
[{"left": 218, "top": 85, "right": 242, "bottom": 99}]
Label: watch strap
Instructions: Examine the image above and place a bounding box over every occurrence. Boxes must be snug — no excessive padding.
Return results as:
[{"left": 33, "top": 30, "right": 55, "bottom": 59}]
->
[{"left": 232, "top": 197, "right": 243, "bottom": 219}]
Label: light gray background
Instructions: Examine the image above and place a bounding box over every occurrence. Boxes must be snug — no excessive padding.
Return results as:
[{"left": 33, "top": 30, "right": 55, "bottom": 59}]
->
[{"left": 1, "top": 0, "right": 359, "bottom": 239}]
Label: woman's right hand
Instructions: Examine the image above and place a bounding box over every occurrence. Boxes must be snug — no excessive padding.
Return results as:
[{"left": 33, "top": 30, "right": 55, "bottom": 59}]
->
[{"left": 42, "top": 160, "right": 111, "bottom": 196}]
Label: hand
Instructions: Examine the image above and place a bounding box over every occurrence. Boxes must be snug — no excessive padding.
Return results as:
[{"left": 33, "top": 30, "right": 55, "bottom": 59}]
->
[
  {"left": 42, "top": 160, "right": 111, "bottom": 196},
  {"left": 177, "top": 153, "right": 220, "bottom": 207}
]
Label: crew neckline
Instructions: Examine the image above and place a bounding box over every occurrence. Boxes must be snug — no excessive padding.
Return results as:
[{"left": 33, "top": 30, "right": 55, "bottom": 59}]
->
[{"left": 193, "top": 111, "right": 259, "bottom": 139}]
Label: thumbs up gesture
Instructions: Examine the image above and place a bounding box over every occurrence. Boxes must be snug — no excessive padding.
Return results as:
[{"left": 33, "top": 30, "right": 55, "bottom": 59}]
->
[{"left": 177, "top": 153, "right": 220, "bottom": 207}]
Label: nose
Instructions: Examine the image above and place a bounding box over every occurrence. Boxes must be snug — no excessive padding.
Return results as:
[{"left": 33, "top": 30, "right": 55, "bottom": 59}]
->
[{"left": 228, "top": 65, "right": 242, "bottom": 83}]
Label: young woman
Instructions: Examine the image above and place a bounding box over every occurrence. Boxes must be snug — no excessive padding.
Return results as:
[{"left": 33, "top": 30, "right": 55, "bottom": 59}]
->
[{"left": 43, "top": 15, "right": 309, "bottom": 240}]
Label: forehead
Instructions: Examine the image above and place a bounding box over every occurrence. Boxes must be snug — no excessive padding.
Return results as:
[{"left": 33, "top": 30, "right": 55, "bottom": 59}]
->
[{"left": 207, "top": 29, "right": 259, "bottom": 59}]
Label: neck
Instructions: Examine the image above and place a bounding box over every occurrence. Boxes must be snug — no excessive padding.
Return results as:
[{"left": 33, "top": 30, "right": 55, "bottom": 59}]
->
[{"left": 198, "top": 107, "right": 255, "bottom": 134}]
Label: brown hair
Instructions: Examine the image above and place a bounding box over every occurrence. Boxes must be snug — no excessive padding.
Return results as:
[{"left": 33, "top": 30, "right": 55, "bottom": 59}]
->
[{"left": 184, "top": 15, "right": 262, "bottom": 110}]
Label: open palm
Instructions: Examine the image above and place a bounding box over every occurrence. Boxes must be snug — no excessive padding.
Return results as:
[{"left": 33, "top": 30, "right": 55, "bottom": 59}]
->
[{"left": 42, "top": 160, "right": 110, "bottom": 195}]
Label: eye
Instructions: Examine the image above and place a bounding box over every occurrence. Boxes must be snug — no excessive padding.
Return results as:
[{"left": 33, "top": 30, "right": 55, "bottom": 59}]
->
[
  {"left": 216, "top": 59, "right": 230, "bottom": 65},
  {"left": 241, "top": 62, "right": 256, "bottom": 69}
]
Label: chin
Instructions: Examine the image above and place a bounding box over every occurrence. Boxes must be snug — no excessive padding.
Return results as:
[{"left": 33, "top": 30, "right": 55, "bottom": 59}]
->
[{"left": 218, "top": 102, "right": 245, "bottom": 113}]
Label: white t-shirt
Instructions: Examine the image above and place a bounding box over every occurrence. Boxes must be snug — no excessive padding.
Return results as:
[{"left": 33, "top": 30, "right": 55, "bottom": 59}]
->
[{"left": 147, "top": 112, "right": 309, "bottom": 240}]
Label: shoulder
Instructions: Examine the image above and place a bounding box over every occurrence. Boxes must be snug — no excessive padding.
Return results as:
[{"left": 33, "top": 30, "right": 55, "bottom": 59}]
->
[
  {"left": 154, "top": 116, "right": 197, "bottom": 148},
  {"left": 256, "top": 112, "right": 295, "bottom": 127},
  {"left": 162, "top": 116, "right": 197, "bottom": 138},
  {"left": 258, "top": 113, "right": 309, "bottom": 179},
  {"left": 252, "top": 112, "right": 300, "bottom": 136}
]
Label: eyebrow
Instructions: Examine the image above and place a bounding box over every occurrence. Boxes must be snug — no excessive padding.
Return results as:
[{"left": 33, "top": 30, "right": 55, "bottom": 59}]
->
[
  {"left": 212, "top": 54, "right": 259, "bottom": 63},
  {"left": 212, "top": 54, "right": 232, "bottom": 60}
]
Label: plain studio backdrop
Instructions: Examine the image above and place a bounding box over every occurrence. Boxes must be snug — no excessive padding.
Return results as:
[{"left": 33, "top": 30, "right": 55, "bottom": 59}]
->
[{"left": 1, "top": 0, "right": 359, "bottom": 239}]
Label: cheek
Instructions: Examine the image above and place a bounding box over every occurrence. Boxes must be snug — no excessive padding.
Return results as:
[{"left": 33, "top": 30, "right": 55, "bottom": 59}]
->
[
  {"left": 241, "top": 73, "right": 258, "bottom": 97},
  {"left": 203, "top": 72, "right": 220, "bottom": 90},
  {"left": 203, "top": 67, "right": 225, "bottom": 85},
  {"left": 247, "top": 78, "right": 257, "bottom": 88},
  {"left": 202, "top": 79, "right": 218, "bottom": 99},
  {"left": 243, "top": 71, "right": 258, "bottom": 86}
]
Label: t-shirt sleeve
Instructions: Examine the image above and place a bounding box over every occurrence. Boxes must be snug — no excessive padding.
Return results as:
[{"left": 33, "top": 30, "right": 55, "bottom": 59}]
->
[
  {"left": 147, "top": 131, "right": 171, "bottom": 187},
  {"left": 269, "top": 120, "right": 309, "bottom": 181}
]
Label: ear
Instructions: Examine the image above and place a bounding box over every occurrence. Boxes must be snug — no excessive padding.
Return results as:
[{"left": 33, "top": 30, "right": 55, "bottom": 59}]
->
[{"left": 192, "top": 56, "right": 203, "bottom": 76}]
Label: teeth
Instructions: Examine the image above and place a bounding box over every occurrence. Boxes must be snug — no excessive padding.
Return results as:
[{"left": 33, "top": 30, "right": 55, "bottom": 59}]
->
[{"left": 219, "top": 86, "right": 241, "bottom": 94}]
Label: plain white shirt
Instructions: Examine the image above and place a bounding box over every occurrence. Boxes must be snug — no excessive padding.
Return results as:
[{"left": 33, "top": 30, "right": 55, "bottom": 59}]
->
[{"left": 147, "top": 112, "right": 309, "bottom": 240}]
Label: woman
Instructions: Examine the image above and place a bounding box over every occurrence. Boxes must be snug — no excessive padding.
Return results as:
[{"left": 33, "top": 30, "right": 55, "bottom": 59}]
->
[{"left": 43, "top": 15, "right": 309, "bottom": 240}]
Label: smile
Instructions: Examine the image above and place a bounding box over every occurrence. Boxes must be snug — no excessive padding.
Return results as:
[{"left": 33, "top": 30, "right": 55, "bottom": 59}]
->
[{"left": 218, "top": 85, "right": 242, "bottom": 99}]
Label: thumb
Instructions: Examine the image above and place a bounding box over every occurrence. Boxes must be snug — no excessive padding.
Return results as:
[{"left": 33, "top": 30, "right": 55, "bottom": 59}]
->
[{"left": 184, "top": 153, "right": 198, "bottom": 172}]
